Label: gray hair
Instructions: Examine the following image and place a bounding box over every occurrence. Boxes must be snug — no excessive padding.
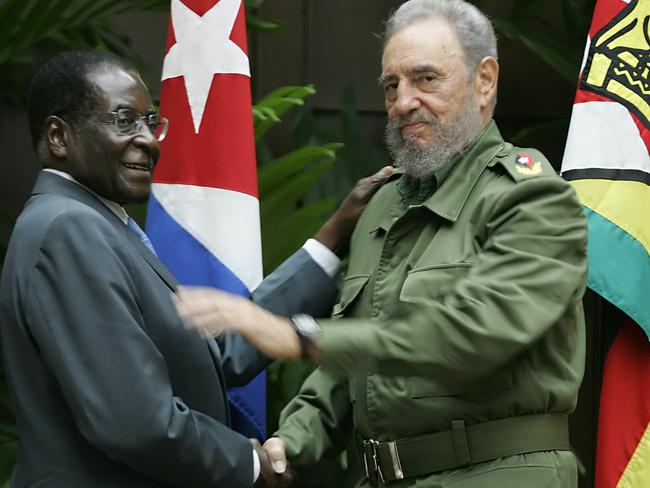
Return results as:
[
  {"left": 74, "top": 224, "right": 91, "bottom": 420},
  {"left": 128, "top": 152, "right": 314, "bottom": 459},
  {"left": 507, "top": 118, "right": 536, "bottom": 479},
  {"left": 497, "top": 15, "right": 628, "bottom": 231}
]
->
[{"left": 384, "top": 0, "right": 498, "bottom": 76}]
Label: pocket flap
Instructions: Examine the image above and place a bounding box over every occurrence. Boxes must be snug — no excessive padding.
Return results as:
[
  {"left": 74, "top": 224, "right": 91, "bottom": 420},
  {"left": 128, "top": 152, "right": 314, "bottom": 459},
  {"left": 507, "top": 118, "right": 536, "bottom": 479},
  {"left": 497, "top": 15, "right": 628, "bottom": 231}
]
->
[
  {"left": 332, "top": 274, "right": 370, "bottom": 317},
  {"left": 399, "top": 263, "right": 472, "bottom": 304}
]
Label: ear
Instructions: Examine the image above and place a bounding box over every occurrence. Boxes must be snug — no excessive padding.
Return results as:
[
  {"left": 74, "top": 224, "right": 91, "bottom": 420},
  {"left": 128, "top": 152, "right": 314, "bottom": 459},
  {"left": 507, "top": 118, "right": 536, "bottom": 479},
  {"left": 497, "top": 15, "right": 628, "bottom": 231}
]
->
[
  {"left": 45, "top": 115, "right": 70, "bottom": 160},
  {"left": 474, "top": 56, "right": 499, "bottom": 111}
]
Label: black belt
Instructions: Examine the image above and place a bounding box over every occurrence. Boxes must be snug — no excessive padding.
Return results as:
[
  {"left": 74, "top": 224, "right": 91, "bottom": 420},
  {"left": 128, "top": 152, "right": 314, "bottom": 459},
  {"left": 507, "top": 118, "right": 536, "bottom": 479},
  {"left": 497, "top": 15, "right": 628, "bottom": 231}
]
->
[{"left": 361, "top": 414, "right": 570, "bottom": 484}]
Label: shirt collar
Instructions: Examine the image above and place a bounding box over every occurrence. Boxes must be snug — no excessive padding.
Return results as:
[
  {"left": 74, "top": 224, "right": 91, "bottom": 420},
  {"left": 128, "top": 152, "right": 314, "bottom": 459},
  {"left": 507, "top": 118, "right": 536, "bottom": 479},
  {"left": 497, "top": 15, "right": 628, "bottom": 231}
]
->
[
  {"left": 42, "top": 169, "right": 129, "bottom": 224},
  {"left": 421, "top": 120, "right": 505, "bottom": 222},
  {"left": 396, "top": 146, "right": 462, "bottom": 206}
]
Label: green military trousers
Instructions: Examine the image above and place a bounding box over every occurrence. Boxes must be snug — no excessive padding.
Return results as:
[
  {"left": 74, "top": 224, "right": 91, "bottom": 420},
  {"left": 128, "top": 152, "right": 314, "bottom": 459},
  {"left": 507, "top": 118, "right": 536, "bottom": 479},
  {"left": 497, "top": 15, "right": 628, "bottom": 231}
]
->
[{"left": 358, "top": 450, "right": 577, "bottom": 488}]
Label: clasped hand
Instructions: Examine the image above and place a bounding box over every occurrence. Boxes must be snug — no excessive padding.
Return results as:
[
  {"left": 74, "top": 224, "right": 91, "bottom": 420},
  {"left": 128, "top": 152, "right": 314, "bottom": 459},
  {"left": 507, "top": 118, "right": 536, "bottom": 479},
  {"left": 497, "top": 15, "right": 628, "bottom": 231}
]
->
[{"left": 251, "top": 438, "right": 295, "bottom": 488}]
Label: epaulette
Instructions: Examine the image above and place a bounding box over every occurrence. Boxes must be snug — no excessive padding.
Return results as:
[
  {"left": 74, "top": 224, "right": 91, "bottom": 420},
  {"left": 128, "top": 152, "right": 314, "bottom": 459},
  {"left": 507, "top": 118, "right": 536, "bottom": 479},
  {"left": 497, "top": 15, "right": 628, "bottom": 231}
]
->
[{"left": 487, "top": 142, "right": 556, "bottom": 182}]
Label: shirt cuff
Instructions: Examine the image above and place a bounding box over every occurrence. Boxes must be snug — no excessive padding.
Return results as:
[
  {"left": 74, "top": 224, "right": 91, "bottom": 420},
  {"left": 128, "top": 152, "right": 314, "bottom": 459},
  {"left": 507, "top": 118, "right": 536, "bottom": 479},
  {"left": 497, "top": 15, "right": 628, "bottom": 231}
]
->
[
  {"left": 253, "top": 448, "right": 260, "bottom": 482},
  {"left": 302, "top": 238, "right": 341, "bottom": 278}
]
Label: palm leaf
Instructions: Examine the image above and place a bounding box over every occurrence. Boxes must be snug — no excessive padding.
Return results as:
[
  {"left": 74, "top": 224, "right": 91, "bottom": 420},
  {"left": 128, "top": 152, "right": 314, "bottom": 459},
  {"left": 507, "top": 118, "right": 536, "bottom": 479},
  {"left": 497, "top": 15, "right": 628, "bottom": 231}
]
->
[
  {"left": 247, "top": 15, "right": 284, "bottom": 33},
  {"left": 0, "top": 0, "right": 170, "bottom": 103},
  {"left": 254, "top": 85, "right": 317, "bottom": 141},
  {"left": 258, "top": 144, "right": 343, "bottom": 198},
  {"left": 262, "top": 197, "right": 338, "bottom": 274},
  {"left": 261, "top": 159, "right": 335, "bottom": 221},
  {"left": 493, "top": 18, "right": 579, "bottom": 84}
]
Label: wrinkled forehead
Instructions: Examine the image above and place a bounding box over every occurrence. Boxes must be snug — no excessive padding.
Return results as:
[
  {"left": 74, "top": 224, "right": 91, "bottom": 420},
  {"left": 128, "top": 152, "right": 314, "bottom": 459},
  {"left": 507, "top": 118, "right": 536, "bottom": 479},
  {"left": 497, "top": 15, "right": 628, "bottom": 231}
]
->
[{"left": 85, "top": 65, "right": 152, "bottom": 111}]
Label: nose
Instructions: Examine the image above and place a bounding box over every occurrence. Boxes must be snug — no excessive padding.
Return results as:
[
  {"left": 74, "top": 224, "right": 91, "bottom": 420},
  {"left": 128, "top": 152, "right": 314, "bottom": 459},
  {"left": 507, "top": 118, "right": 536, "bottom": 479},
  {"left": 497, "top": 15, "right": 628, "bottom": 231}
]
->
[
  {"left": 133, "top": 128, "right": 161, "bottom": 162},
  {"left": 390, "top": 83, "right": 421, "bottom": 117}
]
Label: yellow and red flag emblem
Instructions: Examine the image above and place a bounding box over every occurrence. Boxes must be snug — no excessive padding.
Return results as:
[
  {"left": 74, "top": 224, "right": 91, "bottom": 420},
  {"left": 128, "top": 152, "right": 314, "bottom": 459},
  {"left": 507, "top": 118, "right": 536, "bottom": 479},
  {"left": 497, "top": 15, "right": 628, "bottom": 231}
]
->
[{"left": 561, "top": 0, "right": 650, "bottom": 486}]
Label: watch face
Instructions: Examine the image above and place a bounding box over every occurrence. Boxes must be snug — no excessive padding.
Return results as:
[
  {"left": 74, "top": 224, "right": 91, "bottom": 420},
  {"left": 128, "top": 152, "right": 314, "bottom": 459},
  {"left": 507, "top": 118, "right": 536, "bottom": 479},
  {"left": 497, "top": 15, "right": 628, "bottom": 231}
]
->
[{"left": 293, "top": 315, "right": 321, "bottom": 338}]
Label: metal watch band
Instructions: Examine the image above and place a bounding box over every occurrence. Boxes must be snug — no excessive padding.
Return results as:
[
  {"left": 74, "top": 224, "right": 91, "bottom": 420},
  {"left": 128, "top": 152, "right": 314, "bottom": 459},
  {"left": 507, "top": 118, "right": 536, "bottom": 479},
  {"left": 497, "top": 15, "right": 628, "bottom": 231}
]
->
[{"left": 289, "top": 314, "right": 321, "bottom": 359}]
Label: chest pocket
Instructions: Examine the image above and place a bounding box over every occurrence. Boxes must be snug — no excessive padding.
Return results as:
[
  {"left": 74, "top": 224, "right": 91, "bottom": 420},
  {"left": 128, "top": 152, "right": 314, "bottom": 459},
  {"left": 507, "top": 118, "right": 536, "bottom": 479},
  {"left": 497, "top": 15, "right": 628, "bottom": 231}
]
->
[
  {"left": 332, "top": 274, "right": 370, "bottom": 319},
  {"left": 399, "top": 263, "right": 472, "bottom": 305}
]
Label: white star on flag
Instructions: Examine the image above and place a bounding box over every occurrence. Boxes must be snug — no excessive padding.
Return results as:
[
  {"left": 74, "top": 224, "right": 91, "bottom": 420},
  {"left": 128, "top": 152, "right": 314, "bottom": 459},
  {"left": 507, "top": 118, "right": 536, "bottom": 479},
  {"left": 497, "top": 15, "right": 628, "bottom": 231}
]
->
[{"left": 162, "top": 0, "right": 251, "bottom": 134}]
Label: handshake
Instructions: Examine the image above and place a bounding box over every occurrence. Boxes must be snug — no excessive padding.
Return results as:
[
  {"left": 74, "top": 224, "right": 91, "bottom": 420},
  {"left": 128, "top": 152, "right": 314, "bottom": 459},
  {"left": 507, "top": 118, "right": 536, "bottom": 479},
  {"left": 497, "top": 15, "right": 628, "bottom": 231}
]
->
[{"left": 250, "top": 437, "right": 295, "bottom": 488}]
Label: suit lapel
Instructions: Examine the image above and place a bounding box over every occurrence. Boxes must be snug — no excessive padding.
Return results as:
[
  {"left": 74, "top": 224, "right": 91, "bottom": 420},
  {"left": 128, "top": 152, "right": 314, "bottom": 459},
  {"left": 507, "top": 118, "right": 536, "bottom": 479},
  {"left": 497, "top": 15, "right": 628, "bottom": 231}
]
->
[
  {"left": 206, "top": 339, "right": 230, "bottom": 423},
  {"left": 33, "top": 171, "right": 178, "bottom": 291},
  {"left": 120, "top": 229, "right": 178, "bottom": 291}
]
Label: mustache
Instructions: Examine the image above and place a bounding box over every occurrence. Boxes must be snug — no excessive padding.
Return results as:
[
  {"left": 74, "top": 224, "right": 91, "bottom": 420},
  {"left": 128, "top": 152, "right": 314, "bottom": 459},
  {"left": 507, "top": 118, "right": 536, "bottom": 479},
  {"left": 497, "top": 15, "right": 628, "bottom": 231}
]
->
[{"left": 388, "top": 110, "right": 438, "bottom": 130}]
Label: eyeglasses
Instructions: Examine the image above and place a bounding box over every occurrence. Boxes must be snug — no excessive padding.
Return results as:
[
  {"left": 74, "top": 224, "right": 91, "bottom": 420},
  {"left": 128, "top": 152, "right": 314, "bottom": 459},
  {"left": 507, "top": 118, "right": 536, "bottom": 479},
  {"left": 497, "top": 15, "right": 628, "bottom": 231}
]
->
[{"left": 60, "top": 108, "right": 169, "bottom": 142}]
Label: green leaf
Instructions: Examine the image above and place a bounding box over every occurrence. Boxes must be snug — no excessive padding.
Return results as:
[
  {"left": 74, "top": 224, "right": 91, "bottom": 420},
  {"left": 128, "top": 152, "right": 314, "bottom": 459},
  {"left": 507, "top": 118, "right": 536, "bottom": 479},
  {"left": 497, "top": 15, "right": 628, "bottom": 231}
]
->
[
  {"left": 0, "top": 0, "right": 172, "bottom": 102},
  {"left": 24, "top": 1, "right": 83, "bottom": 51},
  {"left": 253, "top": 85, "right": 316, "bottom": 141},
  {"left": 262, "top": 197, "right": 338, "bottom": 273},
  {"left": 0, "top": 0, "right": 28, "bottom": 42},
  {"left": 254, "top": 87, "right": 316, "bottom": 114},
  {"left": 493, "top": 18, "right": 579, "bottom": 84},
  {"left": 253, "top": 106, "right": 281, "bottom": 124},
  {"left": 258, "top": 144, "right": 342, "bottom": 198},
  {"left": 252, "top": 106, "right": 267, "bottom": 122},
  {"left": 245, "top": 0, "right": 266, "bottom": 9},
  {"left": 247, "top": 15, "right": 284, "bottom": 33},
  {"left": 0, "top": 0, "right": 63, "bottom": 60},
  {"left": 261, "top": 158, "right": 334, "bottom": 220}
]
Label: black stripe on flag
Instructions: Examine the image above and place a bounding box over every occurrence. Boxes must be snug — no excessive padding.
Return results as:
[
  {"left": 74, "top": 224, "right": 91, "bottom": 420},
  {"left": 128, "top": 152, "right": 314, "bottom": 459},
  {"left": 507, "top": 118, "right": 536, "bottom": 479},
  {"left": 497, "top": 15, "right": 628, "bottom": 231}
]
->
[{"left": 562, "top": 168, "right": 650, "bottom": 185}]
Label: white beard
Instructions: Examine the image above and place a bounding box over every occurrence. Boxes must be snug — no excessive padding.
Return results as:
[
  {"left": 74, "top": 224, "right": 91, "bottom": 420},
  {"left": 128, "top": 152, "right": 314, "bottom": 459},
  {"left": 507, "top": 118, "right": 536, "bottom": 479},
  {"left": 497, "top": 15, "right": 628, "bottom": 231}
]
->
[{"left": 385, "top": 89, "right": 485, "bottom": 180}]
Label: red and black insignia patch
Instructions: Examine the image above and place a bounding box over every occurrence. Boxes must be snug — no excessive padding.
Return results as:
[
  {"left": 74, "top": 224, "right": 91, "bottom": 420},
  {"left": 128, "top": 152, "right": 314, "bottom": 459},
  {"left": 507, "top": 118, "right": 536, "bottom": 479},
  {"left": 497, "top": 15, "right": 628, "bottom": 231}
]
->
[{"left": 515, "top": 153, "right": 542, "bottom": 176}]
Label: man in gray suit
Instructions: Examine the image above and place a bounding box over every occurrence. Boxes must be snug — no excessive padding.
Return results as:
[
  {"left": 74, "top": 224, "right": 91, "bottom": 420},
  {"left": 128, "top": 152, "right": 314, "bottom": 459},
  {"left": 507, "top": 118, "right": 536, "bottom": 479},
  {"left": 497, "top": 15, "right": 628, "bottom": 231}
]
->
[{"left": 0, "top": 51, "right": 392, "bottom": 487}]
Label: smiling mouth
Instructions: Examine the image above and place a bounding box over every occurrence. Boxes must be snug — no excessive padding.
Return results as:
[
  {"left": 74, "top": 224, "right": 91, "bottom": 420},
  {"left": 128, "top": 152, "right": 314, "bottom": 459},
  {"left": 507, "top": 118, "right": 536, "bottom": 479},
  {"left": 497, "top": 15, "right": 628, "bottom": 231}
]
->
[
  {"left": 122, "top": 162, "right": 153, "bottom": 172},
  {"left": 403, "top": 122, "right": 426, "bottom": 130},
  {"left": 401, "top": 122, "right": 430, "bottom": 137}
]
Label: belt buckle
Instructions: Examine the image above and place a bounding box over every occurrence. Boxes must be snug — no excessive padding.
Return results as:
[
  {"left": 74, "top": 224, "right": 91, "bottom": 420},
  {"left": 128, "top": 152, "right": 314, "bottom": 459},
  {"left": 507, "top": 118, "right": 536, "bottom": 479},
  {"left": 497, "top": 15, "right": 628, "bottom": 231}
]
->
[{"left": 363, "top": 439, "right": 385, "bottom": 484}]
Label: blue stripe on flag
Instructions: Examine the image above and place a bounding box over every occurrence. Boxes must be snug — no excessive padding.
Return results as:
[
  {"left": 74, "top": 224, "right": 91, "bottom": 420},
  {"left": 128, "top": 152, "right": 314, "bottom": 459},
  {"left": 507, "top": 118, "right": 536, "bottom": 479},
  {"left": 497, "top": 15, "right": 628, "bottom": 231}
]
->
[
  {"left": 228, "top": 374, "right": 266, "bottom": 440},
  {"left": 146, "top": 195, "right": 248, "bottom": 294},
  {"left": 146, "top": 194, "right": 266, "bottom": 439}
]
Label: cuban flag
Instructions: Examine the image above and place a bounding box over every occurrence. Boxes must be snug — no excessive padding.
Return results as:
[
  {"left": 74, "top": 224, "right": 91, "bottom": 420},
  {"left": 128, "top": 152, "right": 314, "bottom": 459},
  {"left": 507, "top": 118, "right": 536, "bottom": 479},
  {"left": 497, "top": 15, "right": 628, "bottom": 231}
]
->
[
  {"left": 146, "top": 0, "right": 265, "bottom": 440},
  {"left": 561, "top": 0, "right": 650, "bottom": 485}
]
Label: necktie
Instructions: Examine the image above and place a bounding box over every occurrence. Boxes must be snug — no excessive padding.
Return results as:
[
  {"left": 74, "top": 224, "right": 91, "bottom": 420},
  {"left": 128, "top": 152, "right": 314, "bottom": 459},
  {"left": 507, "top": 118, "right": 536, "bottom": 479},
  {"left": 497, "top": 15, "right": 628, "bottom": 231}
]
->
[{"left": 127, "top": 217, "right": 157, "bottom": 256}]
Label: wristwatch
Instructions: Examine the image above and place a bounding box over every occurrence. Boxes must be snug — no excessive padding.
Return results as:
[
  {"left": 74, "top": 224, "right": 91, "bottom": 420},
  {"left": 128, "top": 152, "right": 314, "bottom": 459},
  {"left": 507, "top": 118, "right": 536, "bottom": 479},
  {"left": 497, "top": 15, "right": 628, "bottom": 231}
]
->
[{"left": 289, "top": 314, "right": 322, "bottom": 359}]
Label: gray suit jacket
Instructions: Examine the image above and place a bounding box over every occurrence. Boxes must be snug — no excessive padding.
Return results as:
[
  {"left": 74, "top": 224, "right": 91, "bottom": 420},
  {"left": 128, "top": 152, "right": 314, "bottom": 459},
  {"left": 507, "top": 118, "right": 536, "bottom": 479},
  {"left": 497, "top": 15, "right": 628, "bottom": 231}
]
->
[{"left": 0, "top": 171, "right": 337, "bottom": 487}]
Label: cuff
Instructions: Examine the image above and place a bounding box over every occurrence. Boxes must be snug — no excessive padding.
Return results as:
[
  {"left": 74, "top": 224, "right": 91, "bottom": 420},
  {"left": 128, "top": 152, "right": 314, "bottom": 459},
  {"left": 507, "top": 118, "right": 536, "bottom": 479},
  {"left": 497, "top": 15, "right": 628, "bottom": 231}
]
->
[
  {"left": 302, "top": 238, "right": 341, "bottom": 278},
  {"left": 253, "top": 448, "right": 260, "bottom": 482}
]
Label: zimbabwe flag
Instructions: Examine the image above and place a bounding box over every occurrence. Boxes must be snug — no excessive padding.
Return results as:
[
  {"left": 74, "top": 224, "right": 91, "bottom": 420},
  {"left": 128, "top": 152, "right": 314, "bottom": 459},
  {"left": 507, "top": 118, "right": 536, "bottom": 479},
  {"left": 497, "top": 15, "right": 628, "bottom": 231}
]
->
[{"left": 560, "top": 0, "right": 650, "bottom": 485}]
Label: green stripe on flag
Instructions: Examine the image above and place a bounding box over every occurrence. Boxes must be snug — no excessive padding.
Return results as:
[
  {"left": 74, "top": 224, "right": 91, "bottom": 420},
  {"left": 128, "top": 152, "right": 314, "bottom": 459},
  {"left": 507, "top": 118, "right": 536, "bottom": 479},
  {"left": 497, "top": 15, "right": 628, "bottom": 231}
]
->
[{"left": 585, "top": 206, "right": 650, "bottom": 340}]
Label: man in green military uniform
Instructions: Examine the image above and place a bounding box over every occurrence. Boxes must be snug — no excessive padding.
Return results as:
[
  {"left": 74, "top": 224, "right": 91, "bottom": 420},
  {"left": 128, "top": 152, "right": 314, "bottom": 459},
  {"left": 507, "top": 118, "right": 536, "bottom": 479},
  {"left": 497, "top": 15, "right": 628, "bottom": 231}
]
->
[{"left": 175, "top": 0, "right": 588, "bottom": 486}]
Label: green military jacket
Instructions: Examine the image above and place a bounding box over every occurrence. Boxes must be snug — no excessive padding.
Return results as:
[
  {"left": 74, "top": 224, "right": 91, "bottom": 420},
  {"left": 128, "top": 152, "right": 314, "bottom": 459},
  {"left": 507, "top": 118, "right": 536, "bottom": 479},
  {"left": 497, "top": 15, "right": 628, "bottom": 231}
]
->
[{"left": 277, "top": 122, "right": 588, "bottom": 482}]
